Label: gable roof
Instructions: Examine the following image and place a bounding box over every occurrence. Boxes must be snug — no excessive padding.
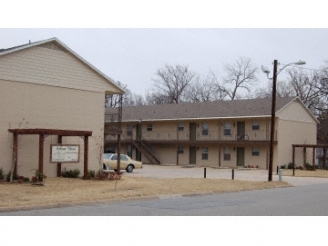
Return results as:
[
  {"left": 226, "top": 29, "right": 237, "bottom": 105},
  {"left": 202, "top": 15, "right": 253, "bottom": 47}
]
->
[
  {"left": 0, "top": 37, "right": 125, "bottom": 94},
  {"left": 105, "top": 97, "right": 317, "bottom": 122}
]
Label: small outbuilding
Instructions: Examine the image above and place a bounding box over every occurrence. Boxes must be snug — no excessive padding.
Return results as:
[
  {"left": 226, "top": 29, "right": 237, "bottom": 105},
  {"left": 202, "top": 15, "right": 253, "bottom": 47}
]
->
[{"left": 0, "top": 37, "right": 124, "bottom": 179}]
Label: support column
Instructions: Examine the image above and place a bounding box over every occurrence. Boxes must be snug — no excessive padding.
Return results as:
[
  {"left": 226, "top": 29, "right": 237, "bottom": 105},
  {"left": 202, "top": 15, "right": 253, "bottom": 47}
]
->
[
  {"left": 39, "top": 134, "right": 44, "bottom": 181},
  {"left": 83, "top": 136, "right": 89, "bottom": 179},
  {"left": 292, "top": 146, "right": 295, "bottom": 176},
  {"left": 303, "top": 147, "right": 307, "bottom": 167},
  {"left": 312, "top": 147, "right": 316, "bottom": 168},
  {"left": 323, "top": 148, "right": 326, "bottom": 170},
  {"left": 13, "top": 133, "right": 18, "bottom": 175},
  {"left": 57, "top": 135, "right": 62, "bottom": 177}
]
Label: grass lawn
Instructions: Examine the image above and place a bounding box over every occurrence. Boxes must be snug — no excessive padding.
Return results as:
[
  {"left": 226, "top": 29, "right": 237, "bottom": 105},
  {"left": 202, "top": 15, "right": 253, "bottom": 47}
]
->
[{"left": 0, "top": 176, "right": 289, "bottom": 211}]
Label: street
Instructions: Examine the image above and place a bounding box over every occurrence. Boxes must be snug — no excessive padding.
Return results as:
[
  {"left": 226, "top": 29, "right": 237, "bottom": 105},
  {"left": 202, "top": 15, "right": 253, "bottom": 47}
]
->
[{"left": 2, "top": 183, "right": 328, "bottom": 216}]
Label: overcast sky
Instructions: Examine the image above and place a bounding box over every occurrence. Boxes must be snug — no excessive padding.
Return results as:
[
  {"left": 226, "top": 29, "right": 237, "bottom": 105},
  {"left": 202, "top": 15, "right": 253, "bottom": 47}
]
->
[{"left": 1, "top": 1, "right": 328, "bottom": 97}]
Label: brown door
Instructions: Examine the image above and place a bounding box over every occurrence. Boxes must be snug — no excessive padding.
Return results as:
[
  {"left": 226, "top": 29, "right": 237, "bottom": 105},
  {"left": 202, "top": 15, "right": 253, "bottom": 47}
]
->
[
  {"left": 190, "top": 123, "right": 197, "bottom": 141},
  {"left": 237, "top": 147, "right": 245, "bottom": 166},
  {"left": 189, "top": 146, "right": 197, "bottom": 165},
  {"left": 237, "top": 122, "right": 245, "bottom": 140}
]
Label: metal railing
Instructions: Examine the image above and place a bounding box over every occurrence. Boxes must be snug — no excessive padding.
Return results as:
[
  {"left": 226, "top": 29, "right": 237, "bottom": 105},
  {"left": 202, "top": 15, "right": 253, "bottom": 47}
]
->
[{"left": 105, "top": 129, "right": 275, "bottom": 142}]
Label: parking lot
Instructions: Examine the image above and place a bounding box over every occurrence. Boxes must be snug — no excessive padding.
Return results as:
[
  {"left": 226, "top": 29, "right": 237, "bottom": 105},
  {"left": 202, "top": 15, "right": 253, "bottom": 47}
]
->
[{"left": 127, "top": 164, "right": 328, "bottom": 186}]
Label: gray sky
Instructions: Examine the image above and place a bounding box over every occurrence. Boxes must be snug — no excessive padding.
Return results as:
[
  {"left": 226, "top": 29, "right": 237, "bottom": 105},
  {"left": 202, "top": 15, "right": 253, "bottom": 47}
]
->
[{"left": 1, "top": 1, "right": 328, "bottom": 97}]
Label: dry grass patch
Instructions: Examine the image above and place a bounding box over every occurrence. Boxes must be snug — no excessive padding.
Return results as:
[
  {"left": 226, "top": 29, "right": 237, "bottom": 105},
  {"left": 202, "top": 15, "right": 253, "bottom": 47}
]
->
[
  {"left": 0, "top": 177, "right": 289, "bottom": 211},
  {"left": 282, "top": 169, "right": 328, "bottom": 178}
]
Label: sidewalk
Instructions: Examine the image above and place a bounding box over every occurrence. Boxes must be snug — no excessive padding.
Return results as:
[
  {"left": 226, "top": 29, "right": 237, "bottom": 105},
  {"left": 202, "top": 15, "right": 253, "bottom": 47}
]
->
[{"left": 127, "top": 165, "right": 328, "bottom": 187}]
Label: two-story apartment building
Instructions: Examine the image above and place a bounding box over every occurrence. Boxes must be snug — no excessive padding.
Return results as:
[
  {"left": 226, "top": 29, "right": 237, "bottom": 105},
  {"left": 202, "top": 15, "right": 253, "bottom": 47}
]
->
[{"left": 105, "top": 97, "right": 318, "bottom": 170}]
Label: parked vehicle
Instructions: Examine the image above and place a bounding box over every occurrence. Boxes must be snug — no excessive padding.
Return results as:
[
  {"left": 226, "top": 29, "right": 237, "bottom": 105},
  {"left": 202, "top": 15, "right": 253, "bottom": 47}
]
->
[{"left": 103, "top": 153, "right": 142, "bottom": 173}]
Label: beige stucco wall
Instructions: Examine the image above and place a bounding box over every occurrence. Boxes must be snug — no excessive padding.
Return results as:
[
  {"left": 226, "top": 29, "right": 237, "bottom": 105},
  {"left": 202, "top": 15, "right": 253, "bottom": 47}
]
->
[
  {"left": 276, "top": 100, "right": 317, "bottom": 167},
  {"left": 0, "top": 79, "right": 105, "bottom": 178}
]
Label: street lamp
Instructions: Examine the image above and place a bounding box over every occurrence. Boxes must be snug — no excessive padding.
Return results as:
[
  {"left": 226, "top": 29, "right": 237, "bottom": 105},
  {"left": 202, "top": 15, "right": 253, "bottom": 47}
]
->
[{"left": 261, "top": 60, "right": 306, "bottom": 181}]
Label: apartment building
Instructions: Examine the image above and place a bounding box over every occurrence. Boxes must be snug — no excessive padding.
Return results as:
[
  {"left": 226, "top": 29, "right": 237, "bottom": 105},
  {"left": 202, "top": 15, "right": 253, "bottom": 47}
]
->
[{"left": 105, "top": 97, "right": 318, "bottom": 170}]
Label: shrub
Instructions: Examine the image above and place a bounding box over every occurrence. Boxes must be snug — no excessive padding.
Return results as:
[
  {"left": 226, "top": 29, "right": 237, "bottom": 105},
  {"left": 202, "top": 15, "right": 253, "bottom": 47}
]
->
[
  {"left": 88, "top": 170, "right": 96, "bottom": 179},
  {"left": 280, "top": 165, "right": 286, "bottom": 169},
  {"left": 0, "top": 167, "right": 4, "bottom": 180},
  {"left": 305, "top": 163, "right": 316, "bottom": 171},
  {"left": 96, "top": 170, "right": 109, "bottom": 180},
  {"left": 5, "top": 171, "right": 18, "bottom": 182},
  {"left": 61, "top": 169, "right": 81, "bottom": 178},
  {"left": 287, "top": 163, "right": 295, "bottom": 169}
]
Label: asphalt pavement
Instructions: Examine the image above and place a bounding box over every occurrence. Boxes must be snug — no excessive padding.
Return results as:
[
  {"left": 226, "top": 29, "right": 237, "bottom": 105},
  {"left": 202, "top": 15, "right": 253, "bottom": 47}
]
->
[{"left": 126, "top": 164, "right": 328, "bottom": 187}]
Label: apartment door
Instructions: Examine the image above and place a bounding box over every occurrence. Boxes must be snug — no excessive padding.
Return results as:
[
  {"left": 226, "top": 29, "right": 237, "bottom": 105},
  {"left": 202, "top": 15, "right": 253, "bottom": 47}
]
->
[
  {"left": 237, "top": 122, "right": 245, "bottom": 139},
  {"left": 189, "top": 146, "right": 197, "bottom": 165},
  {"left": 190, "top": 123, "right": 197, "bottom": 141},
  {"left": 236, "top": 147, "right": 245, "bottom": 166}
]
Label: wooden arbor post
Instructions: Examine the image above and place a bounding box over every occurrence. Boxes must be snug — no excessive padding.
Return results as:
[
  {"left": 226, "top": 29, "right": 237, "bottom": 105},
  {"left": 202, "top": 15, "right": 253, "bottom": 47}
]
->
[{"left": 83, "top": 135, "right": 89, "bottom": 180}]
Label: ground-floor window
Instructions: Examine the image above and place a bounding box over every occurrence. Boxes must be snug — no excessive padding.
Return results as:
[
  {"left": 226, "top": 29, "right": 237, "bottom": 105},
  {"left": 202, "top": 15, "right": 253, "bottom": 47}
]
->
[
  {"left": 224, "top": 147, "right": 231, "bottom": 161},
  {"left": 252, "top": 147, "right": 260, "bottom": 156},
  {"left": 202, "top": 147, "right": 208, "bottom": 160},
  {"left": 178, "top": 146, "right": 184, "bottom": 154}
]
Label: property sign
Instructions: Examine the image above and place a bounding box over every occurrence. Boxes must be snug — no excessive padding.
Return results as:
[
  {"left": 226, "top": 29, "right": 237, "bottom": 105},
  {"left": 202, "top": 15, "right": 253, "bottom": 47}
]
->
[{"left": 50, "top": 144, "right": 80, "bottom": 163}]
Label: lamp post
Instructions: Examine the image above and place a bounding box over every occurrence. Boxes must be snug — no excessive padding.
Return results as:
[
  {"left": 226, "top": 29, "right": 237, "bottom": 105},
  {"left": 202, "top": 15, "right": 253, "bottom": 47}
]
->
[{"left": 261, "top": 60, "right": 306, "bottom": 181}]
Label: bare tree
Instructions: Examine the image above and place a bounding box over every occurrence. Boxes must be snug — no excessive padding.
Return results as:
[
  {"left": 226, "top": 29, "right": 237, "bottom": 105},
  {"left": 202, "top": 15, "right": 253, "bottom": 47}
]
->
[
  {"left": 253, "top": 80, "right": 295, "bottom": 99},
  {"left": 106, "top": 81, "right": 145, "bottom": 107},
  {"left": 221, "top": 57, "right": 258, "bottom": 100},
  {"left": 151, "top": 64, "right": 196, "bottom": 104},
  {"left": 185, "top": 75, "right": 225, "bottom": 102},
  {"left": 105, "top": 81, "right": 126, "bottom": 108},
  {"left": 286, "top": 69, "right": 323, "bottom": 115}
]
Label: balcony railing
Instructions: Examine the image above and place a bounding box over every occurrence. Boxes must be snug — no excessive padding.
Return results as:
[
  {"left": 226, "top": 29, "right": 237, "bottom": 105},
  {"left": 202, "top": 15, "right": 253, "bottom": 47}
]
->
[{"left": 105, "top": 129, "right": 275, "bottom": 142}]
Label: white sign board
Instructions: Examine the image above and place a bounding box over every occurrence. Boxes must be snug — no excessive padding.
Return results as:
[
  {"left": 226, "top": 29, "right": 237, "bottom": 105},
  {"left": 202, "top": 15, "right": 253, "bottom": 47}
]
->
[{"left": 51, "top": 145, "right": 80, "bottom": 163}]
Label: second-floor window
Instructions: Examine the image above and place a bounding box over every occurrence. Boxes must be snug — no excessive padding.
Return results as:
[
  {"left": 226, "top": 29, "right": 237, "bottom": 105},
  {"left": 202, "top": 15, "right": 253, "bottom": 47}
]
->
[
  {"left": 252, "top": 121, "right": 260, "bottom": 130},
  {"left": 178, "top": 123, "right": 184, "bottom": 131},
  {"left": 147, "top": 124, "right": 152, "bottom": 131},
  {"left": 224, "top": 122, "right": 231, "bottom": 135},
  {"left": 202, "top": 123, "right": 209, "bottom": 135},
  {"left": 127, "top": 125, "right": 132, "bottom": 136}
]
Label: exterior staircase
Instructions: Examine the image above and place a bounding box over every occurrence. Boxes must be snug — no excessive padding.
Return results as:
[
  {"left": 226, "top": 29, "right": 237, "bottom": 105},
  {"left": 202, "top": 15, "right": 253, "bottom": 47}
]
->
[{"left": 132, "top": 140, "right": 160, "bottom": 165}]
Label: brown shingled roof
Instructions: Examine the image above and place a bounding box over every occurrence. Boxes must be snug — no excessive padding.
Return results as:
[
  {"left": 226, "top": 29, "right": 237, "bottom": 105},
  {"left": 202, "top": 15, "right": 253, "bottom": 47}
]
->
[{"left": 105, "top": 97, "right": 298, "bottom": 122}]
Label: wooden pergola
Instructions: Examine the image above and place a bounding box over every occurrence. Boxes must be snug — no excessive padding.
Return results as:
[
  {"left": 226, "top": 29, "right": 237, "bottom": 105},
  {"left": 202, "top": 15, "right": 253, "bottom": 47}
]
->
[
  {"left": 292, "top": 144, "right": 328, "bottom": 169},
  {"left": 8, "top": 128, "right": 92, "bottom": 180}
]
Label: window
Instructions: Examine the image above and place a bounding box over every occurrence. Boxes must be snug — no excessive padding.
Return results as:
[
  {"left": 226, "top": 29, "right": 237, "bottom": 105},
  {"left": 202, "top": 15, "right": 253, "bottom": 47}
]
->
[
  {"left": 224, "top": 148, "right": 231, "bottom": 161},
  {"left": 178, "top": 123, "right": 184, "bottom": 131},
  {"left": 147, "top": 124, "right": 152, "bottom": 131},
  {"left": 252, "top": 121, "right": 260, "bottom": 130},
  {"left": 252, "top": 147, "right": 260, "bottom": 156},
  {"left": 127, "top": 125, "right": 132, "bottom": 136},
  {"left": 178, "top": 146, "right": 184, "bottom": 154},
  {"left": 202, "top": 147, "right": 208, "bottom": 160},
  {"left": 224, "top": 122, "right": 231, "bottom": 135},
  {"left": 120, "top": 154, "right": 128, "bottom": 161},
  {"left": 202, "top": 123, "right": 209, "bottom": 135}
]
